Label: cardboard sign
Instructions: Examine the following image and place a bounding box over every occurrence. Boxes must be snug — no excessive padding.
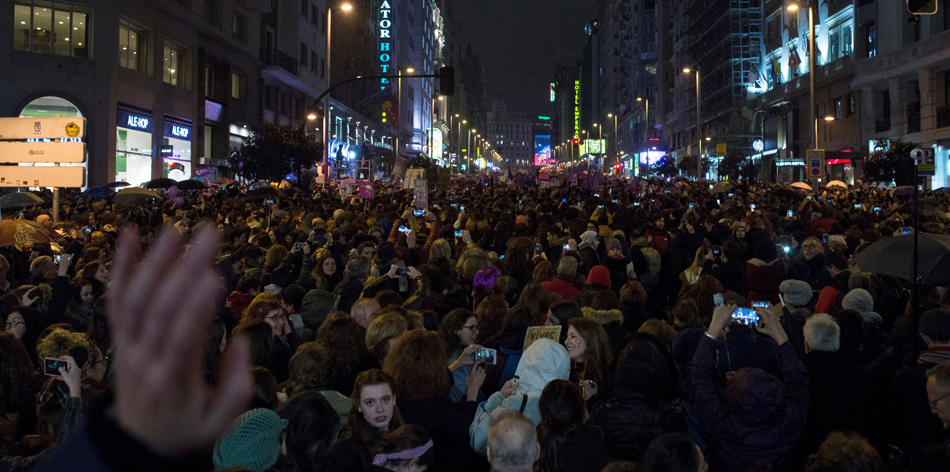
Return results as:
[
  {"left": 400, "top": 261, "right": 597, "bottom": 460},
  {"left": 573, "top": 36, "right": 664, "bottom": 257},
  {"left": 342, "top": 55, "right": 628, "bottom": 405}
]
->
[
  {"left": 523, "top": 326, "right": 562, "bottom": 352},
  {"left": 413, "top": 179, "right": 428, "bottom": 208}
]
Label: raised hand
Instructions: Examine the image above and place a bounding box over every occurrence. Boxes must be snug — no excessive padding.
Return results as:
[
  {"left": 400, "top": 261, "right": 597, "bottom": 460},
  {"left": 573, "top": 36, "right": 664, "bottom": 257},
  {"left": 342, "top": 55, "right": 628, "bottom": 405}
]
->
[{"left": 109, "top": 228, "right": 251, "bottom": 455}]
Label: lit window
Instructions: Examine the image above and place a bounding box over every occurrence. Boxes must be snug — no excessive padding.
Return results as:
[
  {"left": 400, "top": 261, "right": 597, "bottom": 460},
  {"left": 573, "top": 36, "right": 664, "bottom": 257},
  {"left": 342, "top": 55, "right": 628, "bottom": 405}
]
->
[{"left": 14, "top": 1, "right": 91, "bottom": 58}]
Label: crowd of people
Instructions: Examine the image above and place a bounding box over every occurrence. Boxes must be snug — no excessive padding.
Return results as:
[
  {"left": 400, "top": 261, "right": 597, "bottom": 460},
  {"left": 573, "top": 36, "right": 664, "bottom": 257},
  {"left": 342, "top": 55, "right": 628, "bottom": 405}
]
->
[{"left": 2, "top": 176, "right": 950, "bottom": 472}]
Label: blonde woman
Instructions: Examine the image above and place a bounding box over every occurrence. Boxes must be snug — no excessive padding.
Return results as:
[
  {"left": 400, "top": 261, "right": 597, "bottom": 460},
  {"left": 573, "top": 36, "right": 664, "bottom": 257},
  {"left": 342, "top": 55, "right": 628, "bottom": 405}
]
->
[{"left": 677, "top": 247, "right": 705, "bottom": 299}]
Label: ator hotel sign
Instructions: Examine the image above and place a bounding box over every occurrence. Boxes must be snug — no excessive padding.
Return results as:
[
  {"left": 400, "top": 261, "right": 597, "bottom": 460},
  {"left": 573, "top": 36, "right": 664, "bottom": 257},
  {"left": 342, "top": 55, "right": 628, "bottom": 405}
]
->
[{"left": 378, "top": 0, "right": 392, "bottom": 89}]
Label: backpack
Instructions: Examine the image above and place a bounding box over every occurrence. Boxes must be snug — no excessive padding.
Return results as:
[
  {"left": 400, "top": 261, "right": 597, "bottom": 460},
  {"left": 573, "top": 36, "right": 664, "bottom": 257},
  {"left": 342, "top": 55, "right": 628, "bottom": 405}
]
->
[{"left": 639, "top": 247, "right": 662, "bottom": 287}]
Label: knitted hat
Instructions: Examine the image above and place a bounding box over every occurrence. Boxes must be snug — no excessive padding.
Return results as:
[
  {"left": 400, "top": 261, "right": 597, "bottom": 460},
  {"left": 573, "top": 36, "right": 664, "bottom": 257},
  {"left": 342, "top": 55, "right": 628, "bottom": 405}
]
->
[
  {"left": 580, "top": 230, "right": 598, "bottom": 245},
  {"left": 606, "top": 237, "right": 622, "bottom": 252},
  {"left": 779, "top": 280, "right": 812, "bottom": 307},
  {"left": 841, "top": 289, "right": 874, "bottom": 317},
  {"left": 213, "top": 408, "right": 287, "bottom": 472},
  {"left": 587, "top": 265, "right": 612, "bottom": 288}
]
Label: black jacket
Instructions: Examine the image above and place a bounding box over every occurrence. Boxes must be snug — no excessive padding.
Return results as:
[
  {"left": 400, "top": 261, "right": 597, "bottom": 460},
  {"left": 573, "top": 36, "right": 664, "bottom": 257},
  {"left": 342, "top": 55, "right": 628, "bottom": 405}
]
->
[
  {"left": 703, "top": 258, "right": 748, "bottom": 297},
  {"left": 542, "top": 424, "right": 612, "bottom": 472},
  {"left": 792, "top": 350, "right": 874, "bottom": 468},
  {"left": 589, "top": 393, "right": 687, "bottom": 462},
  {"left": 334, "top": 276, "right": 365, "bottom": 314},
  {"left": 396, "top": 396, "right": 486, "bottom": 472}
]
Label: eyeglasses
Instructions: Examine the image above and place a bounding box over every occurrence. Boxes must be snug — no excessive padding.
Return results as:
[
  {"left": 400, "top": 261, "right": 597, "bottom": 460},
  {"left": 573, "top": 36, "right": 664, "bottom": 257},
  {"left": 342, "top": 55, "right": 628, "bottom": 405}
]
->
[
  {"left": 459, "top": 324, "right": 478, "bottom": 332},
  {"left": 264, "top": 313, "right": 288, "bottom": 322},
  {"left": 802, "top": 244, "right": 821, "bottom": 249},
  {"left": 4, "top": 320, "right": 24, "bottom": 329},
  {"left": 929, "top": 392, "right": 950, "bottom": 409}
]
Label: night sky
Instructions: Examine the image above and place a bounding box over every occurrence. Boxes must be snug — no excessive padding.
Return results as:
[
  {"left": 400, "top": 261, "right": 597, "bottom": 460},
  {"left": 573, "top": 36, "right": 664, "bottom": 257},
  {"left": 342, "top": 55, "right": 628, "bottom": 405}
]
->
[{"left": 453, "top": 0, "right": 604, "bottom": 118}]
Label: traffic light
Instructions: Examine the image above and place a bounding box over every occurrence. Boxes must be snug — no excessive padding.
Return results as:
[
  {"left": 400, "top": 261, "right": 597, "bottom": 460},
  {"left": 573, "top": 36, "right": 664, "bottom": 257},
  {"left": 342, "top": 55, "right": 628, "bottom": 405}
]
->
[
  {"left": 439, "top": 67, "right": 455, "bottom": 96},
  {"left": 381, "top": 111, "right": 387, "bottom": 123},
  {"left": 572, "top": 138, "right": 579, "bottom": 147},
  {"left": 907, "top": 0, "right": 938, "bottom": 14}
]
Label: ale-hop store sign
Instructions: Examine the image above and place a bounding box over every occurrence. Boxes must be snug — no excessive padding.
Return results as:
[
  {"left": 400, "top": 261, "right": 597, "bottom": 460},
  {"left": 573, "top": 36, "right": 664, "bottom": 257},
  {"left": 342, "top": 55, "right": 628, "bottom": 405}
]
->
[{"left": 379, "top": 0, "right": 392, "bottom": 89}]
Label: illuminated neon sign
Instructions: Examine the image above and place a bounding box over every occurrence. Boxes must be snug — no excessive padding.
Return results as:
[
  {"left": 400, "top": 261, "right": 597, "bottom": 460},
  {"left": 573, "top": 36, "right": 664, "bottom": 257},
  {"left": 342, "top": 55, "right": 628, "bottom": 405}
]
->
[
  {"left": 573, "top": 80, "right": 580, "bottom": 140},
  {"left": 550, "top": 83, "right": 556, "bottom": 102},
  {"left": 379, "top": 0, "right": 392, "bottom": 89}
]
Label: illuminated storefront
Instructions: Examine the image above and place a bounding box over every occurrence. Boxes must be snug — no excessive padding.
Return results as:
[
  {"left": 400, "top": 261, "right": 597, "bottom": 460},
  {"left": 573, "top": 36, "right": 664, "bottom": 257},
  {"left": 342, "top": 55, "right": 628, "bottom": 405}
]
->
[
  {"left": 116, "top": 108, "right": 153, "bottom": 185},
  {"left": 162, "top": 116, "right": 192, "bottom": 180}
]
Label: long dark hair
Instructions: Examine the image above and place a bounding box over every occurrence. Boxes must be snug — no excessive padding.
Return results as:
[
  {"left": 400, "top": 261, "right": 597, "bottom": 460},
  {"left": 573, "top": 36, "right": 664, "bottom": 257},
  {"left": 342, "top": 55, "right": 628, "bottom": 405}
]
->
[
  {"left": 203, "top": 317, "right": 226, "bottom": 385},
  {"left": 279, "top": 391, "right": 342, "bottom": 472},
  {"left": 438, "top": 308, "right": 475, "bottom": 356},
  {"left": 9, "top": 307, "right": 43, "bottom": 363},
  {"left": 341, "top": 369, "right": 404, "bottom": 462},
  {"left": 0, "top": 332, "right": 34, "bottom": 415},
  {"left": 641, "top": 433, "right": 701, "bottom": 472},
  {"left": 537, "top": 379, "right": 587, "bottom": 472}
]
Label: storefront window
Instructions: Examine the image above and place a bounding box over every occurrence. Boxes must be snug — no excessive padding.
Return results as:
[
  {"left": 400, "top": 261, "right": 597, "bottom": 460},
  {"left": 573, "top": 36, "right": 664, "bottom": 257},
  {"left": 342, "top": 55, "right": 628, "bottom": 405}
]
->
[
  {"left": 163, "top": 118, "right": 192, "bottom": 180},
  {"left": 116, "top": 109, "right": 154, "bottom": 185},
  {"left": 14, "top": 1, "right": 90, "bottom": 58}
]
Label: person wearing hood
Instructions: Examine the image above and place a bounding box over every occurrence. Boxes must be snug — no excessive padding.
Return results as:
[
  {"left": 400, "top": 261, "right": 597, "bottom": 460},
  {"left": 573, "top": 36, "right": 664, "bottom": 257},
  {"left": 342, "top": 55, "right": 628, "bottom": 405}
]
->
[
  {"left": 745, "top": 238, "right": 787, "bottom": 305},
  {"left": 577, "top": 231, "right": 601, "bottom": 277},
  {"left": 469, "top": 338, "right": 570, "bottom": 456},
  {"left": 300, "top": 289, "right": 338, "bottom": 341},
  {"left": 602, "top": 237, "right": 635, "bottom": 296},
  {"left": 589, "top": 334, "right": 688, "bottom": 462},
  {"left": 690, "top": 304, "right": 809, "bottom": 472}
]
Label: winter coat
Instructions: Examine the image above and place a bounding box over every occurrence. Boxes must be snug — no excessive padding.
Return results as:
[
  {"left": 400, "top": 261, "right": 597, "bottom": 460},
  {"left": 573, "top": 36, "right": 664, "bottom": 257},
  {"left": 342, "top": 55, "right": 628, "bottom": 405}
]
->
[
  {"left": 690, "top": 337, "right": 810, "bottom": 472},
  {"left": 814, "top": 270, "right": 850, "bottom": 315},
  {"left": 590, "top": 335, "right": 687, "bottom": 461},
  {"left": 334, "top": 276, "right": 366, "bottom": 314},
  {"left": 745, "top": 258, "right": 787, "bottom": 305},
  {"left": 788, "top": 254, "right": 828, "bottom": 296},
  {"left": 887, "top": 349, "right": 950, "bottom": 449},
  {"left": 543, "top": 424, "right": 612, "bottom": 472},
  {"left": 792, "top": 350, "right": 873, "bottom": 468},
  {"left": 603, "top": 255, "right": 631, "bottom": 295},
  {"left": 582, "top": 306, "right": 630, "bottom": 362},
  {"left": 399, "top": 396, "right": 485, "bottom": 472},
  {"left": 541, "top": 275, "right": 580, "bottom": 301},
  {"left": 470, "top": 338, "right": 570, "bottom": 456},
  {"left": 577, "top": 243, "right": 600, "bottom": 277},
  {"left": 702, "top": 259, "right": 748, "bottom": 298}
]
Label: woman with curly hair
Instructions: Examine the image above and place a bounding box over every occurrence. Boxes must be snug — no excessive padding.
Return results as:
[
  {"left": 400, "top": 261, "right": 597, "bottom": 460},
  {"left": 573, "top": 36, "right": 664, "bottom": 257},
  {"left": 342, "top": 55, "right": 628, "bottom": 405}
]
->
[
  {"left": 383, "top": 330, "right": 485, "bottom": 472},
  {"left": 537, "top": 379, "right": 611, "bottom": 472},
  {"left": 317, "top": 311, "right": 372, "bottom": 396},
  {"left": 474, "top": 294, "right": 508, "bottom": 346}
]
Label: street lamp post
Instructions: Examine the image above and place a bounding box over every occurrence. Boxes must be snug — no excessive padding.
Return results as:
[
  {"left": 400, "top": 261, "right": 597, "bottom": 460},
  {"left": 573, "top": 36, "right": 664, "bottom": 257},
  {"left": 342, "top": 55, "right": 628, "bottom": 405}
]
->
[
  {"left": 322, "top": 2, "right": 353, "bottom": 187},
  {"left": 457, "top": 119, "right": 466, "bottom": 174},
  {"left": 394, "top": 67, "right": 413, "bottom": 164},
  {"left": 683, "top": 67, "right": 702, "bottom": 179},
  {"left": 607, "top": 112, "right": 618, "bottom": 170},
  {"left": 788, "top": 2, "right": 817, "bottom": 188}
]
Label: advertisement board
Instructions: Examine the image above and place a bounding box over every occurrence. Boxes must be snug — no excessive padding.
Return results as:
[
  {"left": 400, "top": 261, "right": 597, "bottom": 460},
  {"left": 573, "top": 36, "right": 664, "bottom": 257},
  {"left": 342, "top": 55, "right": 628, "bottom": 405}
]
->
[{"left": 534, "top": 135, "right": 551, "bottom": 166}]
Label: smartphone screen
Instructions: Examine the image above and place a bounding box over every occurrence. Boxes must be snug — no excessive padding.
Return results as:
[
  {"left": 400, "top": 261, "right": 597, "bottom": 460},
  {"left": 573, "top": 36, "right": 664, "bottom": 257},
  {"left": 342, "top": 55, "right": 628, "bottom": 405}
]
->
[
  {"left": 689, "top": 203, "right": 694, "bottom": 210},
  {"left": 54, "top": 254, "right": 62, "bottom": 264},
  {"left": 902, "top": 227, "right": 912, "bottom": 235},
  {"left": 399, "top": 225, "right": 410, "bottom": 233},
  {"left": 44, "top": 358, "right": 68, "bottom": 376},
  {"left": 413, "top": 209, "right": 425, "bottom": 217},
  {"left": 751, "top": 301, "right": 771, "bottom": 309},
  {"left": 474, "top": 348, "right": 498, "bottom": 365},
  {"left": 873, "top": 206, "right": 880, "bottom": 212},
  {"left": 750, "top": 204, "right": 756, "bottom": 210},
  {"left": 563, "top": 244, "right": 570, "bottom": 251},
  {"left": 854, "top": 204, "right": 861, "bottom": 209},
  {"left": 731, "top": 308, "right": 760, "bottom": 327},
  {"left": 822, "top": 234, "right": 829, "bottom": 243},
  {"left": 455, "top": 230, "right": 462, "bottom": 237},
  {"left": 787, "top": 210, "right": 793, "bottom": 218}
]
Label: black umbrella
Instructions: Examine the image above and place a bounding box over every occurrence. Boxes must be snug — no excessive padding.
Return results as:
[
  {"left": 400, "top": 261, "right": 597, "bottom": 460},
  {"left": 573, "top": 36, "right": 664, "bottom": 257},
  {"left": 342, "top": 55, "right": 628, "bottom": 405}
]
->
[
  {"left": 104, "top": 182, "right": 131, "bottom": 188},
  {"left": 144, "top": 178, "right": 178, "bottom": 189},
  {"left": 772, "top": 188, "right": 802, "bottom": 201},
  {"left": 0, "top": 192, "right": 44, "bottom": 210},
  {"left": 175, "top": 179, "right": 209, "bottom": 190},
  {"left": 853, "top": 233, "right": 950, "bottom": 285}
]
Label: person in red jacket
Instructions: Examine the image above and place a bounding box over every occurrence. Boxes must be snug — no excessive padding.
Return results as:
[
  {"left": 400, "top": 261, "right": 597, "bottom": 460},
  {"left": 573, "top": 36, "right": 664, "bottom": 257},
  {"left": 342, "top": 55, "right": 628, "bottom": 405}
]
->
[
  {"left": 542, "top": 256, "right": 581, "bottom": 301},
  {"left": 227, "top": 276, "right": 260, "bottom": 323}
]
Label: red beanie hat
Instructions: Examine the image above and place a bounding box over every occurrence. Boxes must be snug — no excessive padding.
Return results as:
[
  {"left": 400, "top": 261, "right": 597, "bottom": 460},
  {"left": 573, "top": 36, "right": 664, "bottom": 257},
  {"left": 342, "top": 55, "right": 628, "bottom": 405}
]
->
[{"left": 587, "top": 265, "right": 612, "bottom": 288}]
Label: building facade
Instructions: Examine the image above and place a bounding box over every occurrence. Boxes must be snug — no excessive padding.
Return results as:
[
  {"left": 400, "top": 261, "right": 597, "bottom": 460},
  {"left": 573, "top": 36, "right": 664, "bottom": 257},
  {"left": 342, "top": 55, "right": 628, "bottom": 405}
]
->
[
  {"left": 488, "top": 96, "right": 533, "bottom": 171},
  {"left": 6, "top": 0, "right": 267, "bottom": 186}
]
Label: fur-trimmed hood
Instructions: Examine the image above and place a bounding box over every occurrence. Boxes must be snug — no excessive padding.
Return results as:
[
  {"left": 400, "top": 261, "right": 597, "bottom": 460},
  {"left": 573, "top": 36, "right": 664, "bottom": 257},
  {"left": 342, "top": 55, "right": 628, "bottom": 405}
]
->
[{"left": 582, "top": 306, "right": 624, "bottom": 325}]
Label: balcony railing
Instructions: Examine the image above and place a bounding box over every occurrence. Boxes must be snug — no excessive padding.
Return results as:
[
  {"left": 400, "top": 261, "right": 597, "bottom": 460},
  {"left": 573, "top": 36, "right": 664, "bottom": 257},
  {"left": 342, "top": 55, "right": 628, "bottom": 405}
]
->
[{"left": 263, "top": 48, "right": 298, "bottom": 76}]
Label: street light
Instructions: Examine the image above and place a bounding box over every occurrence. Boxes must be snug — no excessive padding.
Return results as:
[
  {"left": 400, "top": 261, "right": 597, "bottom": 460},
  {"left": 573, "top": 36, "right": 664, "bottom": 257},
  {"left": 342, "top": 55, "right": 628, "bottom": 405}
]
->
[
  {"left": 322, "top": 2, "right": 353, "bottom": 187},
  {"left": 394, "top": 66, "right": 413, "bottom": 160},
  {"left": 684, "top": 66, "right": 702, "bottom": 179},
  {"left": 607, "top": 112, "right": 618, "bottom": 171},
  {"left": 788, "top": 2, "right": 817, "bottom": 163}
]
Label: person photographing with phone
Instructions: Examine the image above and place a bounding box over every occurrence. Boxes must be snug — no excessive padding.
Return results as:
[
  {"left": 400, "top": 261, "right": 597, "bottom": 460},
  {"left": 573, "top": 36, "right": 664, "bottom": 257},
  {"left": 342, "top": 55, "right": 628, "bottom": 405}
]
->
[{"left": 689, "top": 303, "right": 809, "bottom": 472}]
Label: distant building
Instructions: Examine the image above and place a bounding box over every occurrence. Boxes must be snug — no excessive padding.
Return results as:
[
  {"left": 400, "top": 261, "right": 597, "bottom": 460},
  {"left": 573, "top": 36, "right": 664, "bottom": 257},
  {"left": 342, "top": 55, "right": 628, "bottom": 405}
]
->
[{"left": 488, "top": 96, "right": 533, "bottom": 171}]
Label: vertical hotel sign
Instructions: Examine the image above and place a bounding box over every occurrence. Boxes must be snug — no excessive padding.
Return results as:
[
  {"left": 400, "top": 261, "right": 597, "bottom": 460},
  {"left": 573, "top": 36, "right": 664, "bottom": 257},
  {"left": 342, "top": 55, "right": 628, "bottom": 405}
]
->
[
  {"left": 378, "top": 0, "right": 392, "bottom": 89},
  {"left": 573, "top": 80, "right": 580, "bottom": 141}
]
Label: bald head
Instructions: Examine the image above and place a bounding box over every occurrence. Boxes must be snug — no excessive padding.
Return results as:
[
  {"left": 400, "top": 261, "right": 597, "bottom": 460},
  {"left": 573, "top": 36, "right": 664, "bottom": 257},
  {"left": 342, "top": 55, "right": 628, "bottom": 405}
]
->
[{"left": 486, "top": 411, "right": 539, "bottom": 472}]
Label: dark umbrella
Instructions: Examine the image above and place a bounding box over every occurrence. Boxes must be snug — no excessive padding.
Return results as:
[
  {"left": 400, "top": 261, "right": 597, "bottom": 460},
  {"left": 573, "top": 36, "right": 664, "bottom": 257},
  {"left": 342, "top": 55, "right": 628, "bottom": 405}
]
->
[
  {"left": 892, "top": 186, "right": 914, "bottom": 197},
  {"left": 144, "top": 178, "right": 178, "bottom": 189},
  {"left": 772, "top": 188, "right": 802, "bottom": 201},
  {"left": 0, "top": 219, "right": 66, "bottom": 247},
  {"left": 0, "top": 192, "right": 44, "bottom": 210},
  {"left": 853, "top": 233, "right": 950, "bottom": 285},
  {"left": 80, "top": 186, "right": 114, "bottom": 199},
  {"left": 176, "top": 179, "right": 209, "bottom": 190},
  {"left": 104, "top": 182, "right": 131, "bottom": 188}
]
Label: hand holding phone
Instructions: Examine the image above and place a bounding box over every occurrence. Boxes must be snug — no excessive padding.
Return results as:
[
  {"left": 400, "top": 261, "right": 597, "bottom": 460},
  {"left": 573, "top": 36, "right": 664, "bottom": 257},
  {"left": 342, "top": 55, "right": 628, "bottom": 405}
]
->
[
  {"left": 474, "top": 347, "right": 497, "bottom": 365},
  {"left": 731, "top": 307, "right": 760, "bottom": 327}
]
